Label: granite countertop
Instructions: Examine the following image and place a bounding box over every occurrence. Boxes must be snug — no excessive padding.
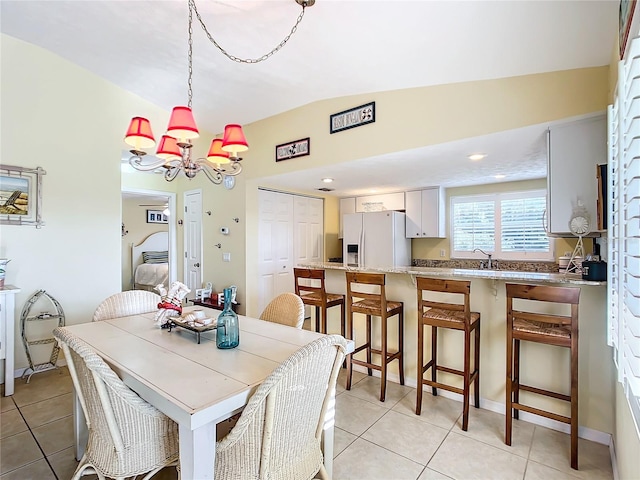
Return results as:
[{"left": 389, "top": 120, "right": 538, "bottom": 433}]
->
[{"left": 299, "top": 262, "right": 606, "bottom": 286}]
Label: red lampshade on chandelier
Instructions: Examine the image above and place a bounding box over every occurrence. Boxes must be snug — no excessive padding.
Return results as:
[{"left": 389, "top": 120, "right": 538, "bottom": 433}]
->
[{"left": 123, "top": 0, "right": 314, "bottom": 185}]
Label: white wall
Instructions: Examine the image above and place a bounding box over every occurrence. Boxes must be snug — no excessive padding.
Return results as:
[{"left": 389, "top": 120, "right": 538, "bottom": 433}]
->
[{"left": 0, "top": 34, "right": 170, "bottom": 372}]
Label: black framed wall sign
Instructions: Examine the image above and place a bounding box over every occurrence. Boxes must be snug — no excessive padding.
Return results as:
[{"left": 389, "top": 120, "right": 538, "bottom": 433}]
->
[
  {"left": 330, "top": 102, "right": 375, "bottom": 134},
  {"left": 275, "top": 137, "right": 310, "bottom": 162}
]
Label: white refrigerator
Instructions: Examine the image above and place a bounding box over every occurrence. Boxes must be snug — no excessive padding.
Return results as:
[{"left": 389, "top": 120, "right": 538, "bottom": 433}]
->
[{"left": 343, "top": 211, "right": 411, "bottom": 268}]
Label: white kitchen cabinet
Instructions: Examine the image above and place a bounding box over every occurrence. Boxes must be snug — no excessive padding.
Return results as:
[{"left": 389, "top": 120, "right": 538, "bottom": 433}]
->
[
  {"left": 338, "top": 197, "right": 356, "bottom": 239},
  {"left": 355, "top": 192, "right": 405, "bottom": 213},
  {"left": 405, "top": 187, "right": 445, "bottom": 238},
  {"left": 547, "top": 113, "right": 606, "bottom": 236}
]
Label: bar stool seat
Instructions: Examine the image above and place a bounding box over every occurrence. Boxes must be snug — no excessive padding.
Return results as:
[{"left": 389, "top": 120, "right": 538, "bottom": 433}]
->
[
  {"left": 416, "top": 277, "right": 480, "bottom": 431},
  {"left": 505, "top": 283, "right": 581, "bottom": 470},
  {"left": 345, "top": 271, "right": 404, "bottom": 402},
  {"left": 294, "top": 268, "right": 345, "bottom": 335}
]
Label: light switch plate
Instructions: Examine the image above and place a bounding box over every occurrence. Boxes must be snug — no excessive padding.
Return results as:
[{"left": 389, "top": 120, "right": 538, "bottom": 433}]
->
[{"left": 223, "top": 252, "right": 231, "bottom": 262}]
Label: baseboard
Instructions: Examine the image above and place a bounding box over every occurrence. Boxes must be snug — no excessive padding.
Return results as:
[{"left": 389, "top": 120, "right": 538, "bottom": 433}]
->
[{"left": 350, "top": 364, "right": 613, "bottom": 446}]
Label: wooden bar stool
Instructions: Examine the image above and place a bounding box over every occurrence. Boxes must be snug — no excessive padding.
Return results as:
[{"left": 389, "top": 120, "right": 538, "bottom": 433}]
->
[
  {"left": 345, "top": 271, "right": 404, "bottom": 402},
  {"left": 416, "top": 277, "right": 480, "bottom": 431},
  {"left": 293, "top": 268, "right": 345, "bottom": 335},
  {"left": 505, "top": 283, "right": 580, "bottom": 470}
]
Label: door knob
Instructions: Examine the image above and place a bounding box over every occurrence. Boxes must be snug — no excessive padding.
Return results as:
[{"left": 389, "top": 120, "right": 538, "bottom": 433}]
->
[{"left": 194, "top": 263, "right": 200, "bottom": 267}]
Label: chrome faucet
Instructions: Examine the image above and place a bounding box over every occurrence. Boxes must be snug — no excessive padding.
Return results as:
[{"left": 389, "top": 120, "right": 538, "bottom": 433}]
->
[{"left": 473, "top": 248, "right": 494, "bottom": 269}]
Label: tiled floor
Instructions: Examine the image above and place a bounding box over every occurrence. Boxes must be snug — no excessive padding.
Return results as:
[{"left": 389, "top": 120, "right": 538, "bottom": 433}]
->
[{"left": 0, "top": 367, "right": 613, "bottom": 480}]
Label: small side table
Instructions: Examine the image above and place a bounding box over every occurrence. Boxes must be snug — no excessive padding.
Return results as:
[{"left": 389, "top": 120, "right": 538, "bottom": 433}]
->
[
  {"left": 189, "top": 297, "right": 240, "bottom": 313},
  {"left": 0, "top": 285, "right": 21, "bottom": 396}
]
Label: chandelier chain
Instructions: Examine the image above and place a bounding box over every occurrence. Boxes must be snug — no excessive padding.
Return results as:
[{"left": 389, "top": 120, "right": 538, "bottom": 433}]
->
[
  {"left": 187, "top": 2, "right": 194, "bottom": 108},
  {"left": 189, "top": 0, "right": 307, "bottom": 64}
]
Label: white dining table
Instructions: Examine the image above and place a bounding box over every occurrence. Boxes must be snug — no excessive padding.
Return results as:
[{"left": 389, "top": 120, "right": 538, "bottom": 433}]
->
[{"left": 66, "top": 307, "right": 353, "bottom": 480}]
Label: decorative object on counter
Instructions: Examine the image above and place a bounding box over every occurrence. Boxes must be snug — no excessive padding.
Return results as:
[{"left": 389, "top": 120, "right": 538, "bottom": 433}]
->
[
  {"left": 0, "top": 164, "right": 46, "bottom": 228},
  {"left": 154, "top": 281, "right": 191, "bottom": 326},
  {"left": 330, "top": 101, "right": 375, "bottom": 134},
  {"left": 275, "top": 137, "right": 310, "bottom": 161},
  {"left": 20, "top": 290, "right": 65, "bottom": 382},
  {"left": 216, "top": 287, "right": 239, "bottom": 349},
  {"left": 195, "top": 282, "right": 213, "bottom": 301},
  {"left": 124, "top": 0, "right": 315, "bottom": 185},
  {"left": 0, "top": 258, "right": 10, "bottom": 288},
  {"left": 566, "top": 203, "right": 591, "bottom": 275}
]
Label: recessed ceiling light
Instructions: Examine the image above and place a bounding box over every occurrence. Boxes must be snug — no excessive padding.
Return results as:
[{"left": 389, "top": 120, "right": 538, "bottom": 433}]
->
[
  {"left": 468, "top": 153, "right": 486, "bottom": 161},
  {"left": 321, "top": 177, "right": 334, "bottom": 183},
  {"left": 494, "top": 174, "right": 506, "bottom": 179}
]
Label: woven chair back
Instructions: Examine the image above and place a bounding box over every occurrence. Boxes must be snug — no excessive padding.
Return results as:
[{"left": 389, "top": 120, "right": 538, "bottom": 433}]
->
[
  {"left": 92, "top": 290, "right": 160, "bottom": 321},
  {"left": 259, "top": 292, "right": 305, "bottom": 329},
  {"left": 215, "top": 334, "right": 347, "bottom": 480}
]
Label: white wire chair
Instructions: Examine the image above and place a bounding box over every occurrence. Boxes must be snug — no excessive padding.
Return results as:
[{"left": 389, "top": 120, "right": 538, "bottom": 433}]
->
[
  {"left": 259, "top": 292, "right": 305, "bottom": 329},
  {"left": 215, "top": 334, "right": 347, "bottom": 480},
  {"left": 53, "top": 327, "right": 179, "bottom": 480},
  {"left": 92, "top": 290, "right": 160, "bottom": 321}
]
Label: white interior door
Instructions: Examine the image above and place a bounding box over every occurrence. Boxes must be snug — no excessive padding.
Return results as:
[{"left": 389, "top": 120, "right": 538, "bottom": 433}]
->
[
  {"left": 294, "top": 196, "right": 324, "bottom": 264},
  {"left": 183, "top": 189, "right": 203, "bottom": 292},
  {"left": 258, "top": 190, "right": 294, "bottom": 314}
]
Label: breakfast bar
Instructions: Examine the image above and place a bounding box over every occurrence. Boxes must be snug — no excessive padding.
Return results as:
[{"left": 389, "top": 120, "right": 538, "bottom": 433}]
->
[{"left": 298, "top": 262, "right": 613, "bottom": 441}]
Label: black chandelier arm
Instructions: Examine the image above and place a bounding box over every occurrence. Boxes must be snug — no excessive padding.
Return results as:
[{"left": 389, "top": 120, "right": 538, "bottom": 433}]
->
[{"left": 189, "top": 0, "right": 309, "bottom": 64}]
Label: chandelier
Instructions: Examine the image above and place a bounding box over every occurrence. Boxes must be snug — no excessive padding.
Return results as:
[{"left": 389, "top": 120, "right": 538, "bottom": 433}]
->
[{"left": 123, "top": 0, "right": 315, "bottom": 184}]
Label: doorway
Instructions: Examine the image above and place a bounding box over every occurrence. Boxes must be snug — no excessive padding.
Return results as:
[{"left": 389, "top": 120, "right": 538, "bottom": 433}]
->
[{"left": 121, "top": 188, "right": 177, "bottom": 292}]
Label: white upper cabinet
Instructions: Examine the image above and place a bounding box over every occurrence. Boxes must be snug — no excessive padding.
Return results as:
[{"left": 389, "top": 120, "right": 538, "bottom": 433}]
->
[
  {"left": 355, "top": 192, "right": 405, "bottom": 212},
  {"left": 405, "top": 187, "right": 445, "bottom": 238},
  {"left": 338, "top": 197, "right": 356, "bottom": 239},
  {"left": 546, "top": 113, "right": 606, "bottom": 236}
]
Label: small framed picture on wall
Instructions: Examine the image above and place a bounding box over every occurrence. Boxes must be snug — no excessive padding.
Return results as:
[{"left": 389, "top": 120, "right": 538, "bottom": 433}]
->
[{"left": 147, "top": 209, "right": 168, "bottom": 224}]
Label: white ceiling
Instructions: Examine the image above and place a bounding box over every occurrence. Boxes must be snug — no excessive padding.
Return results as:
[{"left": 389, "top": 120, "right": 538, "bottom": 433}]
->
[{"left": 1, "top": 0, "right": 618, "bottom": 196}]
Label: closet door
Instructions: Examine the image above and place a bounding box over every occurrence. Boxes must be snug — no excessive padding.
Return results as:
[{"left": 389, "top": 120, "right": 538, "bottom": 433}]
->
[
  {"left": 294, "top": 196, "right": 324, "bottom": 265},
  {"left": 257, "top": 190, "right": 294, "bottom": 314}
]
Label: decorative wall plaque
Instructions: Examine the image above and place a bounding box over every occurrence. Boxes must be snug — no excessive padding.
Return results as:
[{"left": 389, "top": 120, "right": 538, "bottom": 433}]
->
[
  {"left": 330, "top": 102, "right": 375, "bottom": 134},
  {"left": 275, "top": 137, "right": 310, "bottom": 162}
]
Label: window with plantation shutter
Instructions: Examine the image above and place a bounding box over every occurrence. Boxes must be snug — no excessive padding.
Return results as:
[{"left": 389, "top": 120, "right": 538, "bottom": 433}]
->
[
  {"left": 451, "top": 191, "right": 551, "bottom": 260},
  {"left": 608, "top": 34, "right": 640, "bottom": 434}
]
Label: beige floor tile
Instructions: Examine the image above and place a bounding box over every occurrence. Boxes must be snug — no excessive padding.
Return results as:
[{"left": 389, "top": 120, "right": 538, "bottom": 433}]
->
[
  {"left": 337, "top": 367, "right": 368, "bottom": 393},
  {"left": 0, "top": 409, "right": 29, "bottom": 438},
  {"left": 417, "top": 468, "right": 455, "bottom": 480},
  {"left": 525, "top": 460, "right": 580, "bottom": 480},
  {"left": 47, "top": 446, "right": 80, "bottom": 480},
  {"left": 528, "top": 426, "right": 613, "bottom": 479},
  {"left": 393, "top": 390, "right": 462, "bottom": 431},
  {"left": 12, "top": 368, "right": 72, "bottom": 408},
  {"left": 335, "top": 393, "right": 387, "bottom": 436},
  {"left": 0, "top": 459, "right": 55, "bottom": 480},
  {"left": 31, "top": 415, "right": 74, "bottom": 456},
  {"left": 0, "top": 430, "right": 43, "bottom": 475},
  {"left": 428, "top": 432, "right": 527, "bottom": 480},
  {"left": 455, "top": 406, "right": 535, "bottom": 458},
  {"left": 0, "top": 396, "right": 16, "bottom": 413},
  {"left": 362, "top": 410, "right": 448, "bottom": 466},
  {"left": 334, "top": 427, "right": 358, "bottom": 458},
  {"left": 20, "top": 392, "right": 73, "bottom": 429},
  {"left": 346, "top": 376, "right": 413, "bottom": 407},
  {"left": 333, "top": 438, "right": 425, "bottom": 480}
]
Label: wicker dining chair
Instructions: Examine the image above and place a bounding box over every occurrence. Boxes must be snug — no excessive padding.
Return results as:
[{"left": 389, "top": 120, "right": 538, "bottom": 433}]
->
[
  {"left": 259, "top": 292, "right": 306, "bottom": 329},
  {"left": 215, "top": 334, "right": 347, "bottom": 480},
  {"left": 92, "top": 290, "right": 161, "bottom": 321},
  {"left": 53, "top": 327, "right": 179, "bottom": 480}
]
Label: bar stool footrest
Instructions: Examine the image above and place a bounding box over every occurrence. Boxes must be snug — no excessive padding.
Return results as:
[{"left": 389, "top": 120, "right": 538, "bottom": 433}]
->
[
  {"left": 512, "top": 402, "right": 571, "bottom": 424},
  {"left": 513, "top": 383, "right": 571, "bottom": 402},
  {"left": 420, "top": 379, "right": 464, "bottom": 396}
]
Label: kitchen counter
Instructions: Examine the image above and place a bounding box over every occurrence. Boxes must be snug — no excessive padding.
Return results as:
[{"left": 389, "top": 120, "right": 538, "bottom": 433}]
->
[
  {"left": 300, "top": 262, "right": 606, "bottom": 286},
  {"left": 297, "top": 261, "right": 613, "bottom": 441}
]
